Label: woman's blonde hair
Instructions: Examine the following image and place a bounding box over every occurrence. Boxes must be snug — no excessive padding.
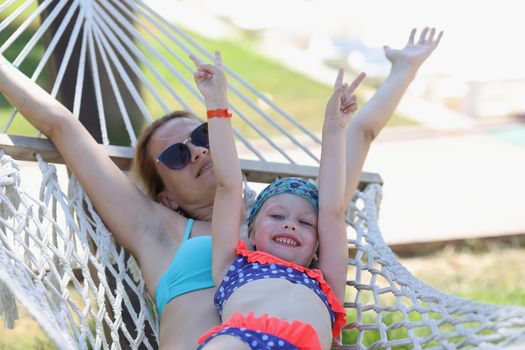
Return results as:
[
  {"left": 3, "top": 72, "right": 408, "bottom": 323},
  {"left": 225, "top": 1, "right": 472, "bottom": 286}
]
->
[{"left": 131, "top": 110, "right": 197, "bottom": 200}]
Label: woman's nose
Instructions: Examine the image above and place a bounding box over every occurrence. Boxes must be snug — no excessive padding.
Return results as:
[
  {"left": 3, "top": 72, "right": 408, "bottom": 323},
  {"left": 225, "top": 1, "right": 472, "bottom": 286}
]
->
[{"left": 189, "top": 143, "right": 209, "bottom": 161}]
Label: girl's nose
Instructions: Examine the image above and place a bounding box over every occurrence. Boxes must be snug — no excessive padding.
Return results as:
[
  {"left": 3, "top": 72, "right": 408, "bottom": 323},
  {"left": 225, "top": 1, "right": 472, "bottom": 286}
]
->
[{"left": 283, "top": 224, "right": 296, "bottom": 231}]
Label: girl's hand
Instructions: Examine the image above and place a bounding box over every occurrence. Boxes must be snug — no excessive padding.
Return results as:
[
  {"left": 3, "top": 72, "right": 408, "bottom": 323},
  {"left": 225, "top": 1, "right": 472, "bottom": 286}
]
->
[
  {"left": 189, "top": 50, "right": 228, "bottom": 109},
  {"left": 324, "top": 69, "right": 366, "bottom": 130},
  {"left": 384, "top": 27, "right": 443, "bottom": 71}
]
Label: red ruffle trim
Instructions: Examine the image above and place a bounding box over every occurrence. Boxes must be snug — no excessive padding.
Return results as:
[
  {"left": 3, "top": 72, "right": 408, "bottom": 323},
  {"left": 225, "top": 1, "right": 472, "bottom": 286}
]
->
[
  {"left": 235, "top": 241, "right": 346, "bottom": 338},
  {"left": 198, "top": 311, "right": 322, "bottom": 350}
]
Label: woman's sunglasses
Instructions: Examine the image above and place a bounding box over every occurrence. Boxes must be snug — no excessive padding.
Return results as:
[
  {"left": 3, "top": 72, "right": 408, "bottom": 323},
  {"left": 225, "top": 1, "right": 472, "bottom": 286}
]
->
[{"left": 156, "top": 123, "right": 209, "bottom": 170}]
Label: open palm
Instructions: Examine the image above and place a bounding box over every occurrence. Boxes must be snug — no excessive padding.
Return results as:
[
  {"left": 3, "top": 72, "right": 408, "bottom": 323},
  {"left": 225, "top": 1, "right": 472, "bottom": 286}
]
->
[{"left": 384, "top": 27, "right": 443, "bottom": 69}]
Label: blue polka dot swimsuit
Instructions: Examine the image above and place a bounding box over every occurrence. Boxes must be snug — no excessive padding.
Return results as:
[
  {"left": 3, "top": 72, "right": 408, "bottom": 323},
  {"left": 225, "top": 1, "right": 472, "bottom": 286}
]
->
[
  {"left": 199, "top": 327, "right": 297, "bottom": 349},
  {"left": 198, "top": 242, "right": 346, "bottom": 349},
  {"left": 214, "top": 255, "right": 337, "bottom": 326}
]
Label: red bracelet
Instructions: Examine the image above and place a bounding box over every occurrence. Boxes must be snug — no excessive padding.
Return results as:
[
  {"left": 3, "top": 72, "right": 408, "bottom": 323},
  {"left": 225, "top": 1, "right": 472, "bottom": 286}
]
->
[{"left": 207, "top": 109, "right": 232, "bottom": 119}]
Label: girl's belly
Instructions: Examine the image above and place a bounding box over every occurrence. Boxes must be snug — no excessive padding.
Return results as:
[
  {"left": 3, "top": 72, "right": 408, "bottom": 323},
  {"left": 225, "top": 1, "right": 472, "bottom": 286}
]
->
[{"left": 222, "top": 279, "right": 333, "bottom": 349}]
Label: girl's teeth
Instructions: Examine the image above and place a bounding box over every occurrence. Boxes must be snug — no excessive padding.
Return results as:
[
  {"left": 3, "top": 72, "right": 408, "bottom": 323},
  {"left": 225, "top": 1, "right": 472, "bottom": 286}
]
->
[{"left": 275, "top": 237, "right": 297, "bottom": 246}]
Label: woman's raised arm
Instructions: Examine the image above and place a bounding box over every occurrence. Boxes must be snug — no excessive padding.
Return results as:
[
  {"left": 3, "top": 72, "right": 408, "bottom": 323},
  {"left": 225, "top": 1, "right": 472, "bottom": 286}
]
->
[
  {"left": 343, "top": 28, "right": 443, "bottom": 205},
  {"left": 0, "top": 56, "right": 161, "bottom": 257}
]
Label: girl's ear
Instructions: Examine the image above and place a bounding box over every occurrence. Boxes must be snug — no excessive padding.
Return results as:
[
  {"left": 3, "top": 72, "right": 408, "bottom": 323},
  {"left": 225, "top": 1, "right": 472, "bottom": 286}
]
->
[
  {"left": 157, "top": 190, "right": 180, "bottom": 211},
  {"left": 308, "top": 252, "right": 320, "bottom": 269},
  {"left": 309, "top": 241, "right": 320, "bottom": 267},
  {"left": 248, "top": 226, "right": 256, "bottom": 249}
]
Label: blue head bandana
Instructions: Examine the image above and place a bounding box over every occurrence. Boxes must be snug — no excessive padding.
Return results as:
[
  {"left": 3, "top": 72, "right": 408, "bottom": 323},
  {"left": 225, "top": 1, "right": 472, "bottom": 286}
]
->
[{"left": 247, "top": 177, "right": 318, "bottom": 227}]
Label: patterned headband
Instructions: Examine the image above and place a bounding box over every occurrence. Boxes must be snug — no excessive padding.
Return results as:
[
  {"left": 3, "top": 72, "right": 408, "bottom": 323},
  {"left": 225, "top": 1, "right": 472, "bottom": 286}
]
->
[{"left": 247, "top": 177, "right": 318, "bottom": 227}]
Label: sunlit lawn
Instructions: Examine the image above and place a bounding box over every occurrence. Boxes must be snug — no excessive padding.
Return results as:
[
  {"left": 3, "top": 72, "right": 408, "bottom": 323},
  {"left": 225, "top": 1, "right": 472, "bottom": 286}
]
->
[
  {"left": 342, "top": 244, "right": 525, "bottom": 348},
  {"left": 0, "top": 307, "right": 55, "bottom": 350}
]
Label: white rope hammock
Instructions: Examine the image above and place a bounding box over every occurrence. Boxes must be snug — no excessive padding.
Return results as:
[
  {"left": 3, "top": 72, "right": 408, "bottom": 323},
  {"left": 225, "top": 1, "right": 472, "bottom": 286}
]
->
[{"left": 1, "top": 1, "right": 524, "bottom": 349}]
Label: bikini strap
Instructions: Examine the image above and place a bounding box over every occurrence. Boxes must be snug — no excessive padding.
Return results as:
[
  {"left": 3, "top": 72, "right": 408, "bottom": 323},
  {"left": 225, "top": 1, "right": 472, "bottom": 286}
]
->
[
  {"left": 184, "top": 218, "right": 193, "bottom": 241},
  {"left": 183, "top": 218, "right": 194, "bottom": 240}
]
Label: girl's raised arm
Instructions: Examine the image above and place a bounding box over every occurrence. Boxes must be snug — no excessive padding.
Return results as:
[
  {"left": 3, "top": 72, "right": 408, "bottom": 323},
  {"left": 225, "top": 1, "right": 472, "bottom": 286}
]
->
[
  {"left": 0, "top": 56, "right": 161, "bottom": 257},
  {"left": 318, "top": 69, "right": 365, "bottom": 302},
  {"left": 190, "top": 52, "right": 243, "bottom": 284}
]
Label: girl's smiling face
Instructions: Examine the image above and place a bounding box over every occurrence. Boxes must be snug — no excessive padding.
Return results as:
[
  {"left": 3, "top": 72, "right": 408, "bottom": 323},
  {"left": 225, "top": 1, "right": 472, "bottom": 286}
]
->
[{"left": 250, "top": 193, "right": 318, "bottom": 266}]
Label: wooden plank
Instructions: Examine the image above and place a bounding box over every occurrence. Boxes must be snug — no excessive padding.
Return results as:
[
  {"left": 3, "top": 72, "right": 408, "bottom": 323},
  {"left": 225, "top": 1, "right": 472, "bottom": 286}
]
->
[
  {"left": 0, "top": 134, "right": 382, "bottom": 187},
  {"left": 0, "top": 133, "right": 134, "bottom": 170}
]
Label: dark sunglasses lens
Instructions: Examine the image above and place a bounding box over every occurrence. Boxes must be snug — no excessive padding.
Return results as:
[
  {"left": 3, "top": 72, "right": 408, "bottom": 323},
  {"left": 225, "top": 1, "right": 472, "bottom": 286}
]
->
[
  {"left": 159, "top": 143, "right": 191, "bottom": 170},
  {"left": 191, "top": 123, "right": 209, "bottom": 148}
]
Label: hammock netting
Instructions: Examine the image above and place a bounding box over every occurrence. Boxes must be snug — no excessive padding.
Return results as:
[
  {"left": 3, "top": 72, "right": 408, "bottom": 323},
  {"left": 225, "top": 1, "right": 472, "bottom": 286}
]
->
[{"left": 0, "top": 1, "right": 524, "bottom": 349}]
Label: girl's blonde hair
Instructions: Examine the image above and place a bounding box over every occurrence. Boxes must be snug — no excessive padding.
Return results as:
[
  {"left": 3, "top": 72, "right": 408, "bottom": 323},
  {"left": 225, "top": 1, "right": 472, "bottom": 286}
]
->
[{"left": 131, "top": 110, "right": 197, "bottom": 200}]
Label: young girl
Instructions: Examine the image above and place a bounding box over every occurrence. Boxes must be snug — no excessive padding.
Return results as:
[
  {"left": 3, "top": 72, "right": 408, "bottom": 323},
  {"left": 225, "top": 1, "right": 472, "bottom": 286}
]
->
[{"left": 190, "top": 50, "right": 365, "bottom": 349}]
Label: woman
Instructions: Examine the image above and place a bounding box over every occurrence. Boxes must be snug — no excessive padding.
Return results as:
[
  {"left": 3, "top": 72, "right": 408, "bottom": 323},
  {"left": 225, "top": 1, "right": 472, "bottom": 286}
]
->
[
  {"left": 0, "top": 27, "right": 441, "bottom": 349},
  {"left": 0, "top": 56, "right": 223, "bottom": 348}
]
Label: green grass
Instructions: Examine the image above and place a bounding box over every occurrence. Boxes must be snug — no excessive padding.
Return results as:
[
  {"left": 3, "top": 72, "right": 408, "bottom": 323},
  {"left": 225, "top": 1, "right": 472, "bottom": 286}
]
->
[
  {"left": 0, "top": 305, "right": 56, "bottom": 350},
  {"left": 452, "top": 288, "right": 525, "bottom": 306},
  {"left": 336, "top": 243, "right": 525, "bottom": 349},
  {"left": 0, "top": 1, "right": 44, "bottom": 136},
  {"left": 134, "top": 27, "right": 342, "bottom": 140},
  {"left": 136, "top": 27, "right": 415, "bottom": 140}
]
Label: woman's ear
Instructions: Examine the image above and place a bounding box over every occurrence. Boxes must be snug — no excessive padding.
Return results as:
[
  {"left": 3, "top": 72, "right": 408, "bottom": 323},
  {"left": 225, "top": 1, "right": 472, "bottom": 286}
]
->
[{"left": 157, "top": 191, "right": 180, "bottom": 211}]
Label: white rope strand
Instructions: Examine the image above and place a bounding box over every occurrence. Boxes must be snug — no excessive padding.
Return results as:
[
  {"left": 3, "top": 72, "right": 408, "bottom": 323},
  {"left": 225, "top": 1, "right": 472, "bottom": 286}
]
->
[
  {"left": 85, "top": 16, "right": 109, "bottom": 145},
  {"left": 91, "top": 19, "right": 139, "bottom": 145},
  {"left": 73, "top": 16, "right": 90, "bottom": 119},
  {"left": 0, "top": 0, "right": 18, "bottom": 14},
  {"left": 0, "top": 0, "right": 36, "bottom": 37},
  {"left": 33, "top": 0, "right": 82, "bottom": 91}
]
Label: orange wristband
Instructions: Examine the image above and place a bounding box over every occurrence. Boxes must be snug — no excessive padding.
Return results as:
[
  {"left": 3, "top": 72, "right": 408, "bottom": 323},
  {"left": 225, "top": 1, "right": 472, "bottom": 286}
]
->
[{"left": 207, "top": 109, "right": 232, "bottom": 119}]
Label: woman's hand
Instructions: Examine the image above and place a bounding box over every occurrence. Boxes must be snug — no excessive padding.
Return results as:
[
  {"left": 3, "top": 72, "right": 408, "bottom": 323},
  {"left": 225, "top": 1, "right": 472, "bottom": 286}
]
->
[
  {"left": 384, "top": 27, "right": 443, "bottom": 72},
  {"left": 189, "top": 50, "right": 228, "bottom": 109},
  {"left": 324, "top": 69, "right": 366, "bottom": 130}
]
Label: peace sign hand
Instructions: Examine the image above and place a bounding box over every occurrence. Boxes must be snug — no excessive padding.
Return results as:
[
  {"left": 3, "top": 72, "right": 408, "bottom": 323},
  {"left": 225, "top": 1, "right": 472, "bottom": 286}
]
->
[
  {"left": 189, "top": 50, "right": 228, "bottom": 108},
  {"left": 324, "top": 69, "right": 366, "bottom": 130}
]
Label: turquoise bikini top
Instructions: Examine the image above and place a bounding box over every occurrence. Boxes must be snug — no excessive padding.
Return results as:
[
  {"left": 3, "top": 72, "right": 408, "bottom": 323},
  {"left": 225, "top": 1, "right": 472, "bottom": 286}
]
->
[{"left": 155, "top": 218, "right": 213, "bottom": 316}]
